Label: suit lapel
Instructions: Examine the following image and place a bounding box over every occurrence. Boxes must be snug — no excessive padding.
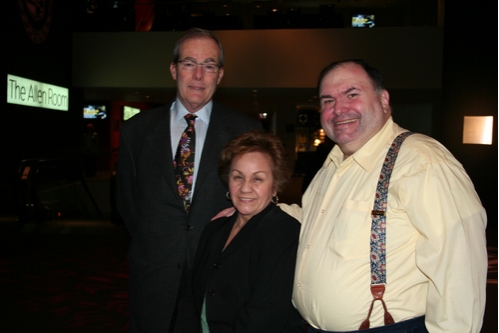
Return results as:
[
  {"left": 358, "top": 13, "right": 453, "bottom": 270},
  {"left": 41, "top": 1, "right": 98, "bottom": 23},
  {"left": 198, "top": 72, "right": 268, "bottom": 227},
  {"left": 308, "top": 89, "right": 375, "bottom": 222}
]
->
[
  {"left": 146, "top": 105, "right": 179, "bottom": 199},
  {"left": 220, "top": 217, "right": 260, "bottom": 258},
  {"left": 192, "top": 105, "right": 229, "bottom": 196},
  {"left": 220, "top": 204, "right": 276, "bottom": 257}
]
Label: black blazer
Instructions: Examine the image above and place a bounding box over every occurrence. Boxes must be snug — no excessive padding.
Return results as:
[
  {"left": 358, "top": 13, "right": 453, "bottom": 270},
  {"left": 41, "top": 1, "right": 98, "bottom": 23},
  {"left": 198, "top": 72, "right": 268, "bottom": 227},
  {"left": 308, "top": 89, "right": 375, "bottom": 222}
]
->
[
  {"left": 192, "top": 204, "right": 301, "bottom": 333},
  {"left": 116, "top": 101, "right": 262, "bottom": 332}
]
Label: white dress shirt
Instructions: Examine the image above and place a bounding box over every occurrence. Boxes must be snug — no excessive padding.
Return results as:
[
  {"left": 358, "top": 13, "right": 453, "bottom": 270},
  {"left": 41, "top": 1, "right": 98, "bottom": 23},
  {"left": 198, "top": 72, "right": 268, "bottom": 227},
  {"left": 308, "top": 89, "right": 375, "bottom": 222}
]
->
[{"left": 170, "top": 100, "right": 212, "bottom": 198}]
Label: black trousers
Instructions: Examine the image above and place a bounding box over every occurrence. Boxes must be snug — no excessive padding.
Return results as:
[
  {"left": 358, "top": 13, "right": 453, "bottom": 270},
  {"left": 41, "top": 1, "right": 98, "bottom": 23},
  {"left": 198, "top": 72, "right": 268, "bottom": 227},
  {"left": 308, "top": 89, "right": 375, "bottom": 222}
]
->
[
  {"left": 305, "top": 316, "right": 427, "bottom": 333},
  {"left": 169, "top": 265, "right": 200, "bottom": 333}
]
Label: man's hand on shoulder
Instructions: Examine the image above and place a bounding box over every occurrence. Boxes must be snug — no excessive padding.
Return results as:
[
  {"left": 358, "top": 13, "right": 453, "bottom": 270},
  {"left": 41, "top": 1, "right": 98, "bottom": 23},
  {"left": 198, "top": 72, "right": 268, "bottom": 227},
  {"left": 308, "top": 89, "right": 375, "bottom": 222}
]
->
[{"left": 211, "top": 207, "right": 236, "bottom": 221}]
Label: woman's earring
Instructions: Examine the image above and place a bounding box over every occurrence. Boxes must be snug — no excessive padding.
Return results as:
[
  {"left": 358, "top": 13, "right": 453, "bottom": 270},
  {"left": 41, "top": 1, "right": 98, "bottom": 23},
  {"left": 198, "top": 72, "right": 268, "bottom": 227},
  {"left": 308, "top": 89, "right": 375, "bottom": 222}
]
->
[
  {"left": 226, "top": 191, "right": 231, "bottom": 201},
  {"left": 271, "top": 195, "right": 279, "bottom": 204}
]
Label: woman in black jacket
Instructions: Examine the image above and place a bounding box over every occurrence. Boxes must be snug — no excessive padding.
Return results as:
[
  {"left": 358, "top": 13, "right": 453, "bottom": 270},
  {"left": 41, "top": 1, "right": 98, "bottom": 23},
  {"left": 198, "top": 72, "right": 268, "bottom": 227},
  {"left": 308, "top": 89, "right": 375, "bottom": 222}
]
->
[{"left": 192, "top": 130, "right": 301, "bottom": 333}]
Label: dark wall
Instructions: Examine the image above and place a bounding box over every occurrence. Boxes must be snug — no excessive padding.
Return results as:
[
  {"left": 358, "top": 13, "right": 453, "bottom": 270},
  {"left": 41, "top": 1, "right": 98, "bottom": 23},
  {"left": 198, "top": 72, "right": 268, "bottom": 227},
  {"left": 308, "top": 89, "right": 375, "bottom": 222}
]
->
[
  {"left": 2, "top": 1, "right": 83, "bottom": 214},
  {"left": 2, "top": 1, "right": 496, "bottom": 231},
  {"left": 441, "top": 2, "right": 498, "bottom": 246}
]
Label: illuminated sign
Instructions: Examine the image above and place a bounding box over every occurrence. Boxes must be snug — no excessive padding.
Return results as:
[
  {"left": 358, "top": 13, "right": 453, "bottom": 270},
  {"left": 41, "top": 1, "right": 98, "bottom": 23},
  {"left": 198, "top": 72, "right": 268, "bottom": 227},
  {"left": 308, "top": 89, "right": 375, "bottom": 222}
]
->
[
  {"left": 7, "top": 74, "right": 69, "bottom": 111},
  {"left": 352, "top": 14, "right": 375, "bottom": 28},
  {"left": 123, "top": 106, "right": 140, "bottom": 121}
]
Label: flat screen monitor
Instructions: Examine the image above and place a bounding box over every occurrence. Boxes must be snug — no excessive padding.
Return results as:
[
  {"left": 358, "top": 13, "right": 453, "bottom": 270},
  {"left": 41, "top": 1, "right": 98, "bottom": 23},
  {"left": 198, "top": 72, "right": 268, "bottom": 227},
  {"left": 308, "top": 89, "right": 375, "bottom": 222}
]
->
[
  {"left": 83, "top": 104, "right": 107, "bottom": 119},
  {"left": 352, "top": 14, "right": 375, "bottom": 28},
  {"left": 123, "top": 106, "right": 140, "bottom": 121}
]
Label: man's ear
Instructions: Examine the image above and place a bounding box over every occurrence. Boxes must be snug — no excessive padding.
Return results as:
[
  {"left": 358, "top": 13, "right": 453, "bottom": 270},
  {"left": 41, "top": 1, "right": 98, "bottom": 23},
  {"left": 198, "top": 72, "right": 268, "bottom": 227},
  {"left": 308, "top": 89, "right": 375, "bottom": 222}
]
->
[
  {"left": 170, "top": 62, "right": 177, "bottom": 80},
  {"left": 216, "top": 67, "right": 224, "bottom": 85},
  {"left": 380, "top": 90, "right": 390, "bottom": 113}
]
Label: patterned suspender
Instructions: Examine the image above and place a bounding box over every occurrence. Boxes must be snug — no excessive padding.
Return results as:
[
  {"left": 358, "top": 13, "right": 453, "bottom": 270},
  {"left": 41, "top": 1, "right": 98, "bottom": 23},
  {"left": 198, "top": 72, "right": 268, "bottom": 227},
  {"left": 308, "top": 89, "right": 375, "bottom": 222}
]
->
[{"left": 359, "top": 132, "right": 414, "bottom": 330}]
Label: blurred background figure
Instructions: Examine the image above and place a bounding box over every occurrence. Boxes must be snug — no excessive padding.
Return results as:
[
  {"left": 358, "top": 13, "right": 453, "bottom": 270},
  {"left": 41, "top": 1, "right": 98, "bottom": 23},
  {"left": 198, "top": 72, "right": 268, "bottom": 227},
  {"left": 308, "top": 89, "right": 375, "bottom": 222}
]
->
[
  {"left": 300, "top": 136, "right": 335, "bottom": 193},
  {"left": 82, "top": 123, "right": 99, "bottom": 177}
]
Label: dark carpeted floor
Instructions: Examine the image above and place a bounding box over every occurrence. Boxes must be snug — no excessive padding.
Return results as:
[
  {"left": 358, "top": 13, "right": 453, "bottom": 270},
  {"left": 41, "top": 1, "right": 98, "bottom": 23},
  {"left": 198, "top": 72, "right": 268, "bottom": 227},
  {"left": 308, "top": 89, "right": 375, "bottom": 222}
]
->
[
  {"left": 0, "top": 217, "right": 496, "bottom": 333},
  {"left": 0, "top": 218, "right": 130, "bottom": 332}
]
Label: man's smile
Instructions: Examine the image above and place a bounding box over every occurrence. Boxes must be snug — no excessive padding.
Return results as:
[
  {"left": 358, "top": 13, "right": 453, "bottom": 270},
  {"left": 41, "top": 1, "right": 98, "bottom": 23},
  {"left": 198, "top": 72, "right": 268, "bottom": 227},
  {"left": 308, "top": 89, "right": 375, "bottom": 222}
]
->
[{"left": 335, "top": 118, "right": 358, "bottom": 126}]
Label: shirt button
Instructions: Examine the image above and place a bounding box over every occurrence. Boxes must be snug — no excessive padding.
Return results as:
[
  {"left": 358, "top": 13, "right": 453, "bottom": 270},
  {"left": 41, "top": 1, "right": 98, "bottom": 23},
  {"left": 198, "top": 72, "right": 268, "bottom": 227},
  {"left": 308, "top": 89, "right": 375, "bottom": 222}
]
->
[
  {"left": 306, "top": 244, "right": 310, "bottom": 249},
  {"left": 213, "top": 262, "right": 221, "bottom": 269},
  {"left": 185, "top": 225, "right": 193, "bottom": 231},
  {"left": 321, "top": 209, "right": 325, "bottom": 213},
  {"left": 208, "top": 289, "right": 216, "bottom": 296}
]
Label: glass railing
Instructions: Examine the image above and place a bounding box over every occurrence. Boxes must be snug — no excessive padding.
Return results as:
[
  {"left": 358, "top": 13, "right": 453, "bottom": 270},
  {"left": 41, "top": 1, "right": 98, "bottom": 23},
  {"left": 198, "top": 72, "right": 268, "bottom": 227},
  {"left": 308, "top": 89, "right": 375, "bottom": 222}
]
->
[{"left": 17, "top": 158, "right": 104, "bottom": 222}]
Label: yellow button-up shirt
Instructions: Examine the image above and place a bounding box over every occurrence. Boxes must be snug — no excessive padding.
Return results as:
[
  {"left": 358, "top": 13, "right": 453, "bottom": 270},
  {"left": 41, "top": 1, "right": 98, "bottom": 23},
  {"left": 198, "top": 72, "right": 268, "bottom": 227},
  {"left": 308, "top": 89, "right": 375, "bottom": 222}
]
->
[{"left": 281, "top": 117, "right": 487, "bottom": 332}]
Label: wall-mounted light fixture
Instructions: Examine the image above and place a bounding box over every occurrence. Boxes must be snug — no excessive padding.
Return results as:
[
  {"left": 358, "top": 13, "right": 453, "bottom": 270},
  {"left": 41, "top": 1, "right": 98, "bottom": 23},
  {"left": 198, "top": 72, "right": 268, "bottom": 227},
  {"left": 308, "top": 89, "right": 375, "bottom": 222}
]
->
[{"left": 462, "top": 116, "right": 494, "bottom": 145}]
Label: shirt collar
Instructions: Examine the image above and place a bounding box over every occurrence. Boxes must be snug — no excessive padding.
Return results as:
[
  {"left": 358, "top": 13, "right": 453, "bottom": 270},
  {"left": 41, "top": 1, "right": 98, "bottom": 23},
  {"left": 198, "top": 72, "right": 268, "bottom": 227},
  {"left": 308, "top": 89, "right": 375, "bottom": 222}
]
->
[
  {"left": 171, "top": 99, "right": 212, "bottom": 125},
  {"left": 328, "top": 117, "right": 399, "bottom": 172}
]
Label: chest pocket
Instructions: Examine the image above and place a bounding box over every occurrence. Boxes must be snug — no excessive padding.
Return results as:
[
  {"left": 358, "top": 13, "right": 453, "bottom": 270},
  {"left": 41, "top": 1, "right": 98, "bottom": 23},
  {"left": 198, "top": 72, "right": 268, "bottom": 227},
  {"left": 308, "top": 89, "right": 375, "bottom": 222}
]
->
[{"left": 327, "top": 199, "right": 372, "bottom": 259}]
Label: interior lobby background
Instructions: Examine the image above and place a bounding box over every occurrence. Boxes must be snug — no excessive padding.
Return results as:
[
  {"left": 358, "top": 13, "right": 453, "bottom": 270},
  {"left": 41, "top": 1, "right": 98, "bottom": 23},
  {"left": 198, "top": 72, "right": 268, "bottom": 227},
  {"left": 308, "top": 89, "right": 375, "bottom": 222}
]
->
[{"left": 1, "top": 0, "right": 497, "bottom": 246}]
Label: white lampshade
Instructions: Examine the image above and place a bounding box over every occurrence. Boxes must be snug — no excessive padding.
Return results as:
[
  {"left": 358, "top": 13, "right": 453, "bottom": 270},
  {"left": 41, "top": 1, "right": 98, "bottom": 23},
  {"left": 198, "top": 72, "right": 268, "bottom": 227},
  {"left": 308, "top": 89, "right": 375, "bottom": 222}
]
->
[{"left": 462, "top": 116, "right": 494, "bottom": 145}]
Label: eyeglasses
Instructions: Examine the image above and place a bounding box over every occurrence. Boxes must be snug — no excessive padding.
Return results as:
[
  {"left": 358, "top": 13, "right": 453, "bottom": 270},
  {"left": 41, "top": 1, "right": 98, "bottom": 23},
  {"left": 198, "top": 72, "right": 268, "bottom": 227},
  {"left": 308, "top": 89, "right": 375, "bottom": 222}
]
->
[{"left": 177, "top": 60, "right": 221, "bottom": 73}]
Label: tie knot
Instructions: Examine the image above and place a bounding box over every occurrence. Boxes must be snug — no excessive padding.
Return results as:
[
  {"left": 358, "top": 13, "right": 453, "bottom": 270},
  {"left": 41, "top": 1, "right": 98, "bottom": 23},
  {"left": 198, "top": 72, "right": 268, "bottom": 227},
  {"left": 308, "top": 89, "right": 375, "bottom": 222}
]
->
[{"left": 184, "top": 114, "right": 197, "bottom": 125}]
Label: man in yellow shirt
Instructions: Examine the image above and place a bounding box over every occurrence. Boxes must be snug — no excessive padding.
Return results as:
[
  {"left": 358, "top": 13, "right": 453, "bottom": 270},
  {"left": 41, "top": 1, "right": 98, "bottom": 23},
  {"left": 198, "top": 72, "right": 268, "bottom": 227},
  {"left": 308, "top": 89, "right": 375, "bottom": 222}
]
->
[{"left": 281, "top": 59, "right": 487, "bottom": 332}]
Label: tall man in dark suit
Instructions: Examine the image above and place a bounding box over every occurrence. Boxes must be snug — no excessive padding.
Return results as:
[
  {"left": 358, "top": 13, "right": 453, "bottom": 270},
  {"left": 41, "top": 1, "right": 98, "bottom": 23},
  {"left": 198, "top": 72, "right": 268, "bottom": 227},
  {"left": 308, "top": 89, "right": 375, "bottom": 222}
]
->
[{"left": 116, "top": 28, "right": 262, "bottom": 333}]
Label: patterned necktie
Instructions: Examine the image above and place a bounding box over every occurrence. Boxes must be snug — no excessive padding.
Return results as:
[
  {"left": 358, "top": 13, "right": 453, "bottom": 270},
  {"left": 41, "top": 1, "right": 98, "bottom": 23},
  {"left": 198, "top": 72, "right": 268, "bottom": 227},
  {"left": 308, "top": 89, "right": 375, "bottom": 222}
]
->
[{"left": 173, "top": 114, "right": 197, "bottom": 213}]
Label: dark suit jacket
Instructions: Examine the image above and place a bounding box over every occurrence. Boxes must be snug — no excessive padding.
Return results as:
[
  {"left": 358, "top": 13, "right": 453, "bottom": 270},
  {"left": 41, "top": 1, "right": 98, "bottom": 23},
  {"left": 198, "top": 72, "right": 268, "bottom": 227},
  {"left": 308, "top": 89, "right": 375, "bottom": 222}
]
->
[
  {"left": 192, "top": 204, "right": 301, "bottom": 333},
  {"left": 116, "top": 101, "right": 262, "bottom": 332}
]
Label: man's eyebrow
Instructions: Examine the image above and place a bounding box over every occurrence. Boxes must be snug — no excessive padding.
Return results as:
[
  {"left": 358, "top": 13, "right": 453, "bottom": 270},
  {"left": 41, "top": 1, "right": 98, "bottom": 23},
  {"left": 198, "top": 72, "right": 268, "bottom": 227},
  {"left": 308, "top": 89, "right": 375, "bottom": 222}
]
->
[
  {"left": 343, "top": 86, "right": 359, "bottom": 94},
  {"left": 203, "top": 57, "right": 218, "bottom": 63},
  {"left": 319, "top": 86, "right": 360, "bottom": 100},
  {"left": 179, "top": 57, "right": 218, "bottom": 63}
]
